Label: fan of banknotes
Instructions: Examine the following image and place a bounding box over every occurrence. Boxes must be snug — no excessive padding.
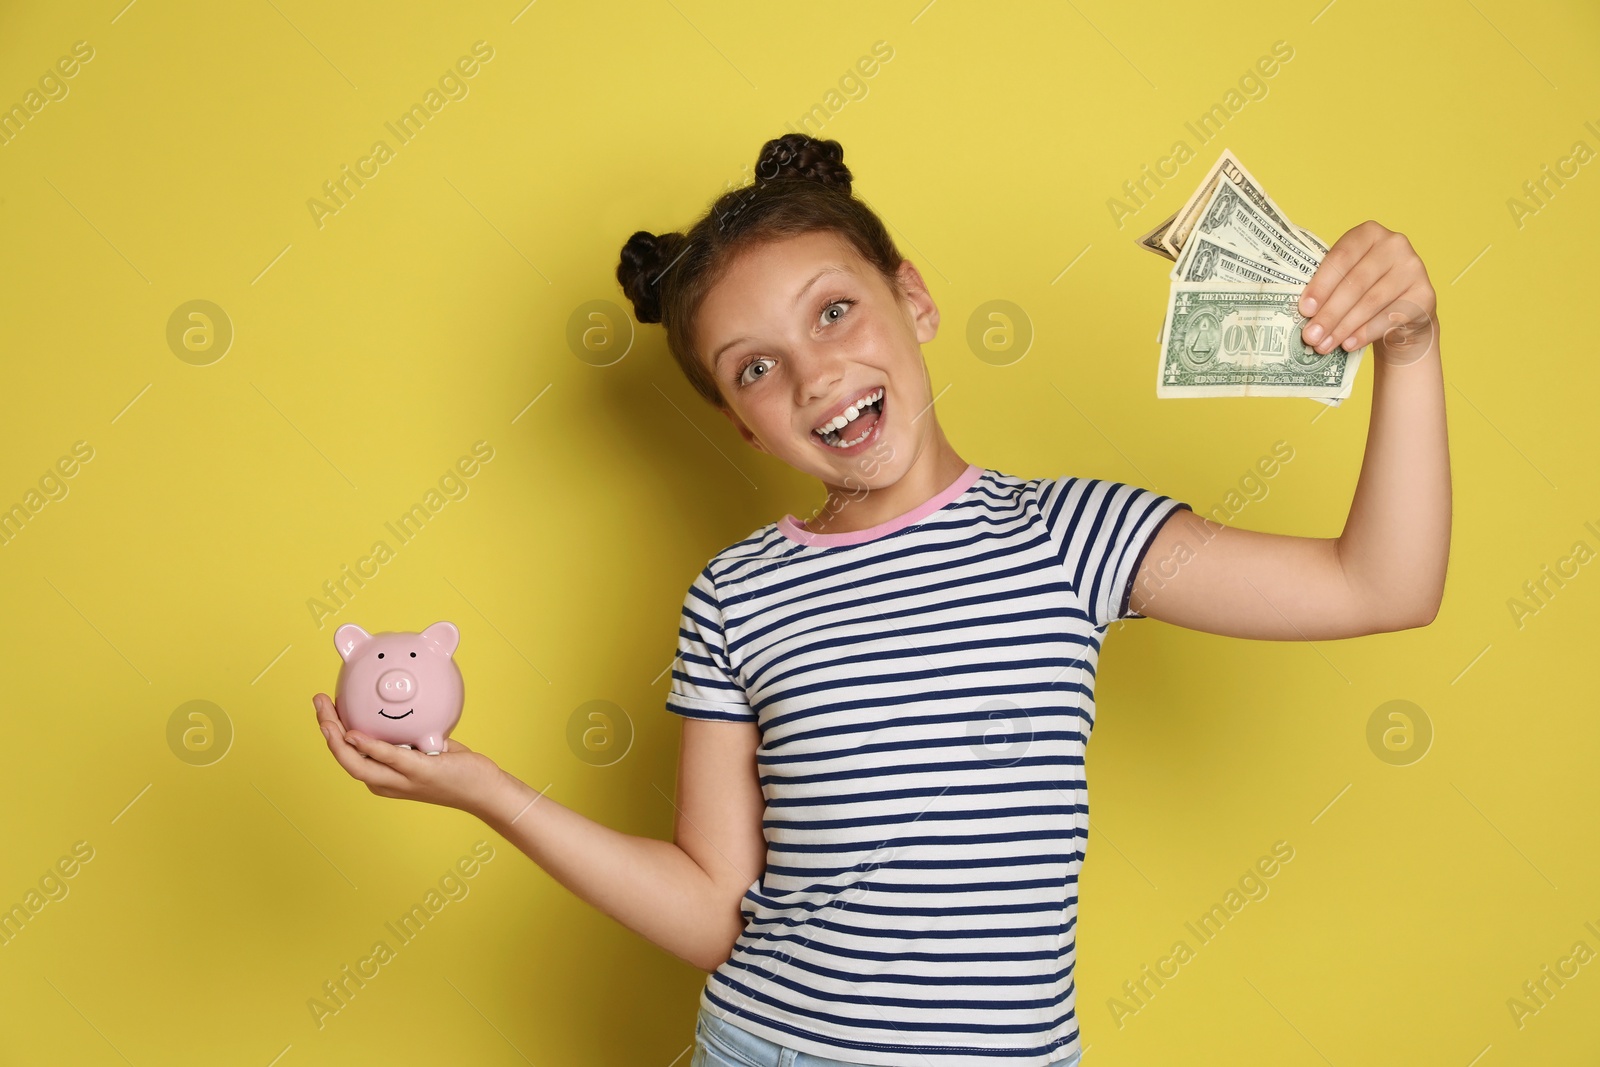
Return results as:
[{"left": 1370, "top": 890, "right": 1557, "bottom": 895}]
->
[{"left": 1136, "top": 149, "right": 1360, "bottom": 407}]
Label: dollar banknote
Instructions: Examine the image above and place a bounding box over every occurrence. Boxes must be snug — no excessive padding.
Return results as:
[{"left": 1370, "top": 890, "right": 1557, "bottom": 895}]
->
[
  {"left": 1160, "top": 148, "right": 1292, "bottom": 259},
  {"left": 1171, "top": 232, "right": 1311, "bottom": 286},
  {"left": 1136, "top": 211, "right": 1178, "bottom": 262},
  {"left": 1177, "top": 180, "right": 1320, "bottom": 278},
  {"left": 1157, "top": 283, "right": 1360, "bottom": 400},
  {"left": 1137, "top": 149, "right": 1360, "bottom": 405}
]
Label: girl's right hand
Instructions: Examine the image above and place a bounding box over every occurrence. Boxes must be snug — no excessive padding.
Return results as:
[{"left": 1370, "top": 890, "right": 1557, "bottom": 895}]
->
[{"left": 313, "top": 692, "right": 506, "bottom": 818}]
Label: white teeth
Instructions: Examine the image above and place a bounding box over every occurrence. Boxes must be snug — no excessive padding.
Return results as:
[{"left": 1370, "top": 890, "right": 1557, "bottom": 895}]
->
[
  {"left": 813, "top": 388, "right": 883, "bottom": 436},
  {"left": 823, "top": 424, "right": 874, "bottom": 448}
]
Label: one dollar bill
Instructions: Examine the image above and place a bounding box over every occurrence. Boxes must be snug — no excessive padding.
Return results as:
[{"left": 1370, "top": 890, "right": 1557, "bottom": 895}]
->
[{"left": 1157, "top": 283, "right": 1357, "bottom": 400}]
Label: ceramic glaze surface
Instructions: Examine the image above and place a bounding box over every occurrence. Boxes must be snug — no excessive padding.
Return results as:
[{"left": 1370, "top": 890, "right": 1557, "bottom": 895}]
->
[{"left": 334, "top": 621, "right": 464, "bottom": 755}]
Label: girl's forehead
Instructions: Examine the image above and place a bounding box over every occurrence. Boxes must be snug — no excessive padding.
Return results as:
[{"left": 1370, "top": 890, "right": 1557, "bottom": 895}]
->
[
  {"left": 725, "top": 229, "right": 860, "bottom": 276},
  {"left": 701, "top": 239, "right": 866, "bottom": 326}
]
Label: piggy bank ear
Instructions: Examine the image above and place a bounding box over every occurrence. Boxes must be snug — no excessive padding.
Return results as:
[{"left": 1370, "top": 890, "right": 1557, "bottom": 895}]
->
[
  {"left": 334, "top": 624, "right": 373, "bottom": 662},
  {"left": 421, "top": 621, "right": 460, "bottom": 657}
]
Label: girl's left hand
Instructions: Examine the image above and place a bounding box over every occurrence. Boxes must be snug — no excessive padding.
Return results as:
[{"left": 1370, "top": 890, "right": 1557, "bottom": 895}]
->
[
  {"left": 1298, "top": 220, "right": 1437, "bottom": 362},
  {"left": 313, "top": 692, "right": 505, "bottom": 818}
]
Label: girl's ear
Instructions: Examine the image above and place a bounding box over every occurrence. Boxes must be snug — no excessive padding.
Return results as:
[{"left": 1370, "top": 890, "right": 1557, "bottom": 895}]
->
[{"left": 896, "top": 260, "right": 940, "bottom": 344}]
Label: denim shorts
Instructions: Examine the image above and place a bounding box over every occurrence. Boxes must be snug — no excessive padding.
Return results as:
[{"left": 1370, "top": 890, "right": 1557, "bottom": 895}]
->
[{"left": 691, "top": 1006, "right": 1082, "bottom": 1067}]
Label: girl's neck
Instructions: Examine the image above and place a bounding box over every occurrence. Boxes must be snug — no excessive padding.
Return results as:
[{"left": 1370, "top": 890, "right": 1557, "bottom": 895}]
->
[{"left": 799, "top": 431, "right": 971, "bottom": 536}]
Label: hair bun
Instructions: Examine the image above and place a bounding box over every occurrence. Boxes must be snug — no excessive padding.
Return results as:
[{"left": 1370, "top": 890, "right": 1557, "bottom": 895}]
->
[
  {"left": 754, "top": 133, "right": 852, "bottom": 194},
  {"left": 616, "top": 229, "right": 687, "bottom": 324}
]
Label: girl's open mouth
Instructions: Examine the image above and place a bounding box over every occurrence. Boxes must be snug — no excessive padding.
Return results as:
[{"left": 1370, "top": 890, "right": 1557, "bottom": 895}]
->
[{"left": 812, "top": 389, "right": 885, "bottom": 454}]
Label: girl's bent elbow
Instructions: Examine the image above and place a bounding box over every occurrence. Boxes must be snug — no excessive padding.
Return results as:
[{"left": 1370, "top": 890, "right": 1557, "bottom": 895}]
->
[
  {"left": 692, "top": 946, "right": 731, "bottom": 973},
  {"left": 1367, "top": 602, "right": 1438, "bottom": 635}
]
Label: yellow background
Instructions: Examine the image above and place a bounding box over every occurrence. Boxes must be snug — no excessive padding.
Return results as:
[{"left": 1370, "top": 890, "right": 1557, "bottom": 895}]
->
[{"left": 1, "top": 0, "right": 1596, "bottom": 1063}]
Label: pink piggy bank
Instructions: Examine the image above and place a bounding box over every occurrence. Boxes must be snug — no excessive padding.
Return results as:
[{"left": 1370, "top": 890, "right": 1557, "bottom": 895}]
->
[{"left": 333, "top": 621, "right": 464, "bottom": 755}]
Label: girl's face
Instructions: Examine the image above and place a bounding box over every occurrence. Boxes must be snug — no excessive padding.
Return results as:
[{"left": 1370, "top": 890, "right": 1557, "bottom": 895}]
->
[{"left": 695, "top": 230, "right": 941, "bottom": 488}]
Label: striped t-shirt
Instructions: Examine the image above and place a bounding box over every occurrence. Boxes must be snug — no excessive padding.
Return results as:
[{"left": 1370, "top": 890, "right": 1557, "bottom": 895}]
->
[{"left": 667, "top": 463, "right": 1191, "bottom": 1067}]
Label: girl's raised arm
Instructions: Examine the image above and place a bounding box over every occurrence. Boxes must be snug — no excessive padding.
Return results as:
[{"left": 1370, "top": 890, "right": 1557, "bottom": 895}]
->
[{"left": 1128, "top": 220, "right": 1449, "bottom": 640}]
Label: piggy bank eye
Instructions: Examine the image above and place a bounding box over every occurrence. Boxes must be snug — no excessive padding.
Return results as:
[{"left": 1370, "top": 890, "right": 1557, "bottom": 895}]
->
[
  {"left": 410, "top": 652, "right": 417, "bottom": 657},
  {"left": 377, "top": 653, "right": 384, "bottom": 659}
]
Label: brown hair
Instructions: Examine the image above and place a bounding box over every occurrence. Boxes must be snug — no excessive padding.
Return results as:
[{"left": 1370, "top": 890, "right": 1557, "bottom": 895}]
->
[{"left": 615, "top": 133, "right": 905, "bottom": 411}]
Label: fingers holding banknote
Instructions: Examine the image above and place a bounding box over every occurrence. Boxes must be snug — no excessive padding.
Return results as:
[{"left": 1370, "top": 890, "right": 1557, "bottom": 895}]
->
[{"left": 1298, "top": 220, "right": 1437, "bottom": 363}]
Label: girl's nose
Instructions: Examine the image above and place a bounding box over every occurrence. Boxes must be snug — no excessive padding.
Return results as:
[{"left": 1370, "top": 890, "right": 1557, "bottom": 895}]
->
[{"left": 795, "top": 349, "right": 848, "bottom": 402}]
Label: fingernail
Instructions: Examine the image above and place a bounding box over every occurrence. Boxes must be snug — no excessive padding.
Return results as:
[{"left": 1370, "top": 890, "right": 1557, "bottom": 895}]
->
[
  {"left": 1306, "top": 323, "right": 1324, "bottom": 343},
  {"left": 1301, "top": 296, "right": 1317, "bottom": 315},
  {"left": 1343, "top": 337, "right": 1358, "bottom": 351}
]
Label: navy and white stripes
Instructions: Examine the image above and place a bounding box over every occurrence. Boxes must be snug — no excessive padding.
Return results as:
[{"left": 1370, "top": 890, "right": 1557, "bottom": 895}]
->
[{"left": 667, "top": 465, "right": 1190, "bottom": 1066}]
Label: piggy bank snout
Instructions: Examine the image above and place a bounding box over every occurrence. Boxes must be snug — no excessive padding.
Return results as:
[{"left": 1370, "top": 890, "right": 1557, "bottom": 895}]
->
[{"left": 377, "top": 669, "right": 416, "bottom": 701}]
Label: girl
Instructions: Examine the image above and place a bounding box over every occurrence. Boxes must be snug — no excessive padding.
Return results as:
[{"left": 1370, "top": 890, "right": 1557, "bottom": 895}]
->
[{"left": 313, "top": 133, "right": 1449, "bottom": 1066}]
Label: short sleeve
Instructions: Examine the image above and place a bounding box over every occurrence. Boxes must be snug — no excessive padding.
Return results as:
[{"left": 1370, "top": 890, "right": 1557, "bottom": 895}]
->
[
  {"left": 1040, "top": 477, "right": 1193, "bottom": 627},
  {"left": 665, "top": 567, "right": 756, "bottom": 723}
]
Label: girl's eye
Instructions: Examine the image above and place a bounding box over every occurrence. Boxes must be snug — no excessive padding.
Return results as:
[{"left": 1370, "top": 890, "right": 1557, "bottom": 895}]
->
[
  {"left": 820, "top": 299, "right": 855, "bottom": 326},
  {"left": 736, "top": 357, "right": 775, "bottom": 387}
]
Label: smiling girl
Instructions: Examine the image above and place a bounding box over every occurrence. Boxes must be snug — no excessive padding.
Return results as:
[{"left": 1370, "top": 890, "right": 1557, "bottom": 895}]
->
[{"left": 314, "top": 133, "right": 1450, "bottom": 1066}]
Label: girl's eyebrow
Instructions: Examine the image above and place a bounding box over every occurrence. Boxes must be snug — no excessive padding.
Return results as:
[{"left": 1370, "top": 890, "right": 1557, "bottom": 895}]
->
[
  {"left": 712, "top": 336, "right": 751, "bottom": 368},
  {"left": 711, "top": 264, "right": 854, "bottom": 367},
  {"left": 792, "top": 264, "right": 850, "bottom": 307}
]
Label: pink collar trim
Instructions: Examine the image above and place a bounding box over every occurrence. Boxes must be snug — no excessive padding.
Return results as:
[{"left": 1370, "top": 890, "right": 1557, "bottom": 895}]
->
[{"left": 777, "top": 464, "right": 985, "bottom": 548}]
